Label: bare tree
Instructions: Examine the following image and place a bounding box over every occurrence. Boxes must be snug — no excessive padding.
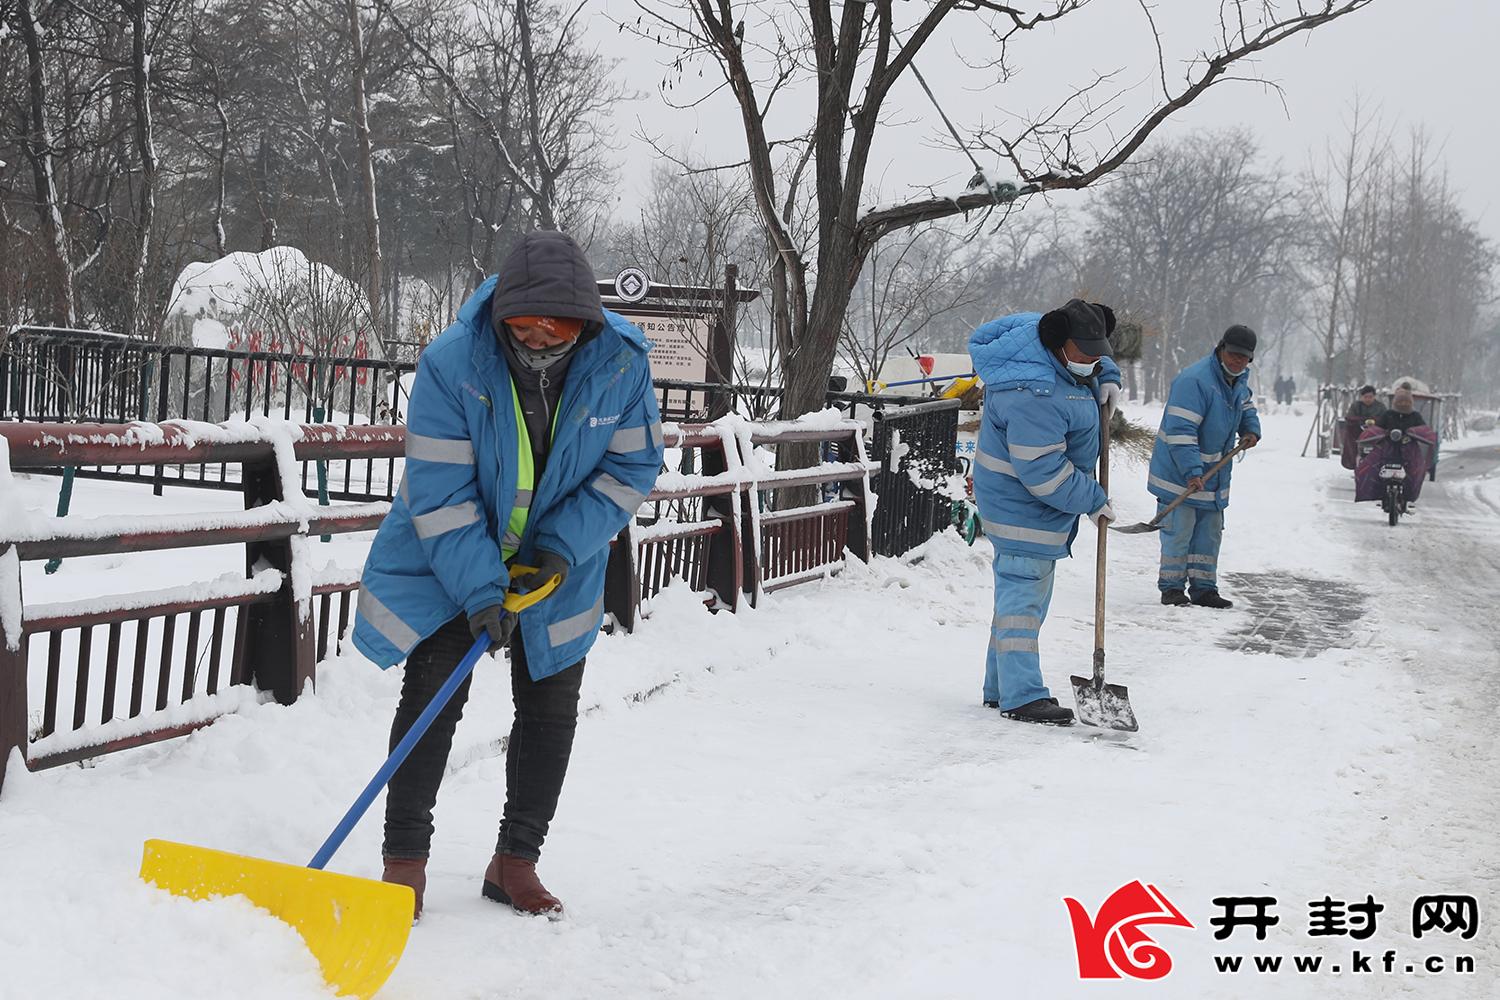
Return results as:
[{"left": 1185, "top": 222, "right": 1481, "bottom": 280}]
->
[
  {"left": 382, "top": 0, "right": 626, "bottom": 234},
  {"left": 1303, "top": 98, "right": 1384, "bottom": 394},
  {"left": 607, "top": 158, "right": 773, "bottom": 385},
  {"left": 15, "top": 0, "right": 76, "bottom": 325},
  {"left": 1078, "top": 130, "right": 1302, "bottom": 398},
  {"left": 839, "top": 222, "right": 978, "bottom": 388},
  {"left": 345, "top": 0, "right": 382, "bottom": 338},
  {"left": 626, "top": 0, "right": 1377, "bottom": 424}
]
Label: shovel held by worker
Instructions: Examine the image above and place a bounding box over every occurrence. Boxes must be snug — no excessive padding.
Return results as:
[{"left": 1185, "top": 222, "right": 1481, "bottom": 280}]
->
[
  {"left": 140, "top": 567, "right": 562, "bottom": 999},
  {"left": 1109, "top": 444, "right": 1247, "bottom": 534},
  {"left": 1070, "top": 407, "right": 1138, "bottom": 732}
]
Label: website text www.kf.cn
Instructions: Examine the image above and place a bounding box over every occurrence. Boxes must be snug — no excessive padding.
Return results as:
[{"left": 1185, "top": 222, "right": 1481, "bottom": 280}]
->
[{"left": 1214, "top": 949, "right": 1476, "bottom": 975}]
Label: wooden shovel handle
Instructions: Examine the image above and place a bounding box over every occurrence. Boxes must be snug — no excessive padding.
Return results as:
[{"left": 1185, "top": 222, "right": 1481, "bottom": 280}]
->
[
  {"left": 1095, "top": 406, "right": 1110, "bottom": 662},
  {"left": 1143, "top": 443, "right": 1248, "bottom": 528}
]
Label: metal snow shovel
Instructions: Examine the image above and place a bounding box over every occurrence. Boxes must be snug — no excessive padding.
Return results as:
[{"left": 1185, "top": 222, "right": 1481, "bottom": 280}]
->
[
  {"left": 1071, "top": 408, "right": 1138, "bottom": 732},
  {"left": 140, "top": 567, "right": 562, "bottom": 999},
  {"left": 1109, "top": 444, "right": 1247, "bottom": 534}
]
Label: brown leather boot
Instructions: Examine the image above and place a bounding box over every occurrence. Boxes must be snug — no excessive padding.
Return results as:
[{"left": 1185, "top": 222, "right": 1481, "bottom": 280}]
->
[
  {"left": 382, "top": 857, "right": 427, "bottom": 922},
  {"left": 482, "top": 853, "right": 563, "bottom": 917}
]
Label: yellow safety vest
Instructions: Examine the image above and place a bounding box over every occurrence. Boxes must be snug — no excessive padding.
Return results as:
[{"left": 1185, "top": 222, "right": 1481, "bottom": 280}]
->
[{"left": 501, "top": 377, "right": 558, "bottom": 560}]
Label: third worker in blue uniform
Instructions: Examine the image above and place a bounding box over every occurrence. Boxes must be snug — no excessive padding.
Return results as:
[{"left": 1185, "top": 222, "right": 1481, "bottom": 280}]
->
[{"left": 1148, "top": 324, "right": 1261, "bottom": 609}]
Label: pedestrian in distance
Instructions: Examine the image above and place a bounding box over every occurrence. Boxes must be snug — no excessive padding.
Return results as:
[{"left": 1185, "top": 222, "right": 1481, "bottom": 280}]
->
[
  {"left": 968, "top": 299, "right": 1121, "bottom": 726},
  {"left": 1149, "top": 324, "right": 1262, "bottom": 609},
  {"left": 352, "top": 230, "right": 665, "bottom": 921}
]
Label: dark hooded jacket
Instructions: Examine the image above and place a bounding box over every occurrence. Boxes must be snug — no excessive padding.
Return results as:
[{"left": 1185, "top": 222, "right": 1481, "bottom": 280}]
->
[{"left": 352, "top": 232, "right": 665, "bottom": 679}]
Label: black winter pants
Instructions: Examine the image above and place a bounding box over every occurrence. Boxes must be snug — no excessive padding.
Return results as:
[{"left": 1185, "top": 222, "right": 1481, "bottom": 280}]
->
[{"left": 382, "top": 614, "right": 585, "bottom": 863}]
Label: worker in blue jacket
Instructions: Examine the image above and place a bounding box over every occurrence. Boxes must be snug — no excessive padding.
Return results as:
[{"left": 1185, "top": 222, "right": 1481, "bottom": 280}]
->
[
  {"left": 969, "top": 299, "right": 1121, "bottom": 726},
  {"left": 1148, "top": 324, "right": 1261, "bottom": 609},
  {"left": 353, "top": 230, "right": 664, "bottom": 919}
]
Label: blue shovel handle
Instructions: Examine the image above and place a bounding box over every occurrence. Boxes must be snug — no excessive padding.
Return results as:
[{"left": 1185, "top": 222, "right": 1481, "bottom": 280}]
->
[{"left": 307, "top": 634, "right": 489, "bottom": 870}]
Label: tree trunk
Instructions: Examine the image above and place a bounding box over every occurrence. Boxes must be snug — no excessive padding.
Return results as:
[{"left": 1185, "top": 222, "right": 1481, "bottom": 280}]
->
[
  {"left": 18, "top": 0, "right": 76, "bottom": 326},
  {"left": 347, "top": 0, "right": 383, "bottom": 338},
  {"left": 127, "top": 0, "right": 157, "bottom": 338},
  {"left": 211, "top": 76, "right": 230, "bottom": 258}
]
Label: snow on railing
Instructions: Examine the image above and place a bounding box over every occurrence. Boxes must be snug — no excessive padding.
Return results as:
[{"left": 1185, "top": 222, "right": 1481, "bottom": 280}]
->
[
  {"left": 0, "top": 420, "right": 404, "bottom": 793},
  {"left": 626, "top": 411, "right": 876, "bottom": 619},
  {"left": 0, "top": 411, "right": 881, "bottom": 796}
]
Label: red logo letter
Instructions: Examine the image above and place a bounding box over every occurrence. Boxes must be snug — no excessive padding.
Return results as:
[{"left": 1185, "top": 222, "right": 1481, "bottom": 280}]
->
[{"left": 1063, "top": 881, "right": 1194, "bottom": 980}]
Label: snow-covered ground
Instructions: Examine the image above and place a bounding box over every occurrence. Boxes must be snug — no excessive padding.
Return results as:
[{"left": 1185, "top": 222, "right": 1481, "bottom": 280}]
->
[{"left": 2, "top": 405, "right": 1497, "bottom": 998}]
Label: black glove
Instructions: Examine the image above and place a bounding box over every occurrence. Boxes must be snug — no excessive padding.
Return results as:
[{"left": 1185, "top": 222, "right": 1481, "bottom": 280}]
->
[
  {"left": 513, "top": 549, "right": 569, "bottom": 596},
  {"left": 468, "top": 604, "right": 514, "bottom": 653}
]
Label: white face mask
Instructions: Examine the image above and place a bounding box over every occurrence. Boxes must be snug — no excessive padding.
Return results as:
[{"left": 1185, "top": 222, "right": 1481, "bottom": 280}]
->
[{"left": 1066, "top": 358, "right": 1099, "bottom": 377}]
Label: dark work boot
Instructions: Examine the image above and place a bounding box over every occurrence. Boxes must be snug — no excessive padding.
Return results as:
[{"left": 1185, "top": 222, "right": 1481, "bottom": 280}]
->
[
  {"left": 382, "top": 857, "right": 427, "bottom": 922},
  {"left": 1160, "top": 588, "right": 1190, "bottom": 606},
  {"left": 983, "top": 700, "right": 999, "bottom": 709},
  {"left": 1190, "top": 590, "right": 1234, "bottom": 609},
  {"left": 1001, "top": 697, "right": 1075, "bottom": 726},
  {"left": 482, "top": 853, "right": 564, "bottom": 917}
]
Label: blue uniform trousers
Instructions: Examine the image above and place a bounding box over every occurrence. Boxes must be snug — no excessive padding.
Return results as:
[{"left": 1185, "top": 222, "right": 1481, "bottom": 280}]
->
[
  {"left": 983, "top": 549, "right": 1057, "bottom": 710},
  {"left": 1156, "top": 503, "right": 1225, "bottom": 595}
]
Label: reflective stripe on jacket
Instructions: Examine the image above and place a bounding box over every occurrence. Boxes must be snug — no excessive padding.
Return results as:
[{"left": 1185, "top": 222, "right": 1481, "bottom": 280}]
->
[
  {"left": 1146, "top": 353, "right": 1261, "bottom": 511},
  {"left": 968, "top": 312, "right": 1120, "bottom": 560},
  {"left": 353, "top": 277, "right": 665, "bottom": 679}
]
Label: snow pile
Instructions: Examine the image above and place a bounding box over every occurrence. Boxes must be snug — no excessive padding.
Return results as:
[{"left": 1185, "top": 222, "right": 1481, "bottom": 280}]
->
[{"left": 166, "top": 247, "right": 371, "bottom": 354}]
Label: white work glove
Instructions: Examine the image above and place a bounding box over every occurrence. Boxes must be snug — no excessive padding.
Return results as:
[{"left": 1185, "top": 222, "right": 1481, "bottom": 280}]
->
[
  {"left": 1089, "top": 502, "right": 1115, "bottom": 527},
  {"left": 1097, "top": 382, "right": 1122, "bottom": 411}
]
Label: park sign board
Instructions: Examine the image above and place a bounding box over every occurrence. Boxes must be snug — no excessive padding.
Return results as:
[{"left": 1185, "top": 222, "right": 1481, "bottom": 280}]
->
[{"left": 597, "top": 269, "right": 759, "bottom": 422}]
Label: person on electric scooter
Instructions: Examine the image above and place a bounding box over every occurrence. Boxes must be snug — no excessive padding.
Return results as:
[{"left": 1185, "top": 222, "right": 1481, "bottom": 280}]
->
[
  {"left": 1346, "top": 385, "right": 1386, "bottom": 426},
  {"left": 1376, "top": 386, "right": 1426, "bottom": 433}
]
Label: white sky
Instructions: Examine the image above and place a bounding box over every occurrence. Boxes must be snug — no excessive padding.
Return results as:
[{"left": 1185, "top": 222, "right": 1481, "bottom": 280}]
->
[{"left": 588, "top": 0, "right": 1498, "bottom": 247}]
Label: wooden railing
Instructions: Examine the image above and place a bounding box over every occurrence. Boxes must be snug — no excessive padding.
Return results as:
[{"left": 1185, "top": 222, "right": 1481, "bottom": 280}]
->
[{"left": 0, "top": 416, "right": 876, "bottom": 795}]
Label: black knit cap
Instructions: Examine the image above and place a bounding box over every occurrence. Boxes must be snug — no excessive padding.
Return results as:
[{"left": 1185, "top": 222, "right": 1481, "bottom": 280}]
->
[
  {"left": 1218, "top": 324, "right": 1257, "bottom": 359},
  {"left": 1037, "top": 298, "right": 1114, "bottom": 357}
]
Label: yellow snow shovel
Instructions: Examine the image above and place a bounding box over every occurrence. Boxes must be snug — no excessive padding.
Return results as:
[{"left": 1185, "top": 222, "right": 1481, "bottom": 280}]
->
[{"left": 140, "top": 567, "right": 562, "bottom": 998}]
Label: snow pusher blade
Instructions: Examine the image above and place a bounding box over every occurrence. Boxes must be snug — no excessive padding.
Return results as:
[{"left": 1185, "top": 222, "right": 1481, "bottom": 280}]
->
[
  {"left": 1110, "top": 446, "right": 1246, "bottom": 534},
  {"left": 140, "top": 839, "right": 412, "bottom": 998},
  {"left": 138, "top": 569, "right": 562, "bottom": 997},
  {"left": 1072, "top": 404, "right": 1139, "bottom": 732}
]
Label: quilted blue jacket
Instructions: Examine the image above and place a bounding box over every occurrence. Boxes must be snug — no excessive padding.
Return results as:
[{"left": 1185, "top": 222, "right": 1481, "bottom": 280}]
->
[
  {"left": 969, "top": 312, "right": 1121, "bottom": 559},
  {"left": 1147, "top": 353, "right": 1261, "bottom": 511},
  {"left": 352, "top": 278, "right": 664, "bottom": 679}
]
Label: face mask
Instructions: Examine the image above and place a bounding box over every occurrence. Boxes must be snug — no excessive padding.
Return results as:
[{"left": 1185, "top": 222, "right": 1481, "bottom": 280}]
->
[
  {"left": 1066, "top": 358, "right": 1098, "bottom": 378},
  {"left": 509, "top": 336, "right": 574, "bottom": 372},
  {"left": 1221, "top": 360, "right": 1250, "bottom": 379}
]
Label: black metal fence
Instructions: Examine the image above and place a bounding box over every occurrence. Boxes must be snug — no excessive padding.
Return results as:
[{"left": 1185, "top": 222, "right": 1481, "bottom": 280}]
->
[
  {"left": 866, "top": 399, "right": 962, "bottom": 557},
  {"left": 2, "top": 327, "right": 415, "bottom": 500},
  {"left": 4, "top": 335, "right": 963, "bottom": 553}
]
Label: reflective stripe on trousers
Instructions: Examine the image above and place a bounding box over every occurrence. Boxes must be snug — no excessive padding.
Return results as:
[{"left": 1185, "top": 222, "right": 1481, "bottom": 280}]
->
[
  {"left": 984, "top": 549, "right": 1057, "bottom": 710},
  {"left": 1156, "top": 502, "right": 1224, "bottom": 594}
]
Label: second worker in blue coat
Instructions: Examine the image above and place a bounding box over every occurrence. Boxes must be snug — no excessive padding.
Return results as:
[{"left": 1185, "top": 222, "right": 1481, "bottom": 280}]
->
[
  {"left": 969, "top": 299, "right": 1121, "bottom": 726},
  {"left": 1148, "top": 324, "right": 1261, "bottom": 609}
]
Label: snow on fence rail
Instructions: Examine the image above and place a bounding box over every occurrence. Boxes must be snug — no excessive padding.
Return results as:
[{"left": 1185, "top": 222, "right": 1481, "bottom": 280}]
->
[
  {"left": 0, "top": 415, "right": 877, "bottom": 795},
  {"left": 0, "top": 327, "right": 415, "bottom": 501}
]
